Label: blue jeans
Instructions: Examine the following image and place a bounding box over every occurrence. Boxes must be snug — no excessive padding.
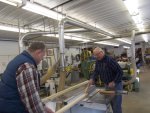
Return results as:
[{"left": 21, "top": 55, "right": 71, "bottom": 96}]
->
[{"left": 106, "top": 82, "right": 122, "bottom": 113}]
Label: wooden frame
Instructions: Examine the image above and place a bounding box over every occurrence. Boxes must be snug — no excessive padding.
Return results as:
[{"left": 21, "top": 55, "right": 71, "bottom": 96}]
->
[{"left": 47, "top": 48, "right": 54, "bottom": 56}]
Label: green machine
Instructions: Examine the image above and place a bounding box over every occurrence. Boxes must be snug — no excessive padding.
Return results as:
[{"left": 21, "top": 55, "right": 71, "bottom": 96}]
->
[
  {"left": 120, "top": 62, "right": 140, "bottom": 92},
  {"left": 80, "top": 49, "right": 96, "bottom": 79}
]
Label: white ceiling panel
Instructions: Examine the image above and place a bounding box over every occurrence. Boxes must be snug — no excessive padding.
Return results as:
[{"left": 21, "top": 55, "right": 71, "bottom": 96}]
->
[{"left": 0, "top": 0, "right": 150, "bottom": 46}]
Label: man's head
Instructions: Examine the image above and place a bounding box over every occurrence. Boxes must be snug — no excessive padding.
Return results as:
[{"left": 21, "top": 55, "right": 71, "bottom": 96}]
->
[
  {"left": 28, "top": 42, "right": 46, "bottom": 65},
  {"left": 93, "top": 47, "right": 105, "bottom": 60}
]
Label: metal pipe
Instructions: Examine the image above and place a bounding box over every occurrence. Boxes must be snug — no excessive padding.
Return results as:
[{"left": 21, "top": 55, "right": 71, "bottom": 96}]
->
[
  {"left": 59, "top": 20, "right": 66, "bottom": 69},
  {"left": 58, "top": 18, "right": 114, "bottom": 69},
  {"left": 19, "top": 29, "right": 88, "bottom": 53},
  {"left": 64, "top": 18, "right": 113, "bottom": 37},
  {"left": 42, "top": 81, "right": 88, "bottom": 103},
  {"left": 79, "top": 30, "right": 150, "bottom": 45},
  {"left": 136, "top": 30, "right": 150, "bottom": 35},
  {"left": 19, "top": 31, "right": 54, "bottom": 53}
]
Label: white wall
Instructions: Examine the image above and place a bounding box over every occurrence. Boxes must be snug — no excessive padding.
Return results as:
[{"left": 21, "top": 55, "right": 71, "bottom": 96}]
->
[
  {"left": 0, "top": 41, "right": 81, "bottom": 73},
  {"left": 113, "top": 47, "right": 126, "bottom": 56},
  {"left": 105, "top": 44, "right": 143, "bottom": 57},
  {"left": 0, "top": 42, "right": 59, "bottom": 72},
  {"left": 0, "top": 41, "right": 19, "bottom": 73},
  {"left": 45, "top": 47, "right": 80, "bottom": 66},
  {"left": 65, "top": 48, "right": 80, "bottom": 65},
  {"left": 105, "top": 46, "right": 126, "bottom": 56}
]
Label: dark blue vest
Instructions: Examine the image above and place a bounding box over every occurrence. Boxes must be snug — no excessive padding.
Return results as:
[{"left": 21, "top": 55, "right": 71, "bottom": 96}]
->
[{"left": 0, "top": 51, "right": 37, "bottom": 113}]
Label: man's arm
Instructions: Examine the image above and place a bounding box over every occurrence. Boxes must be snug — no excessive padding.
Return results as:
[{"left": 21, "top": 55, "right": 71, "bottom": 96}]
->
[{"left": 16, "top": 63, "right": 50, "bottom": 113}]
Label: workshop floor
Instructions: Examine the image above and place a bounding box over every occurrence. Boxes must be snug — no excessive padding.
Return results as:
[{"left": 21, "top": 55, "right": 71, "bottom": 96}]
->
[{"left": 122, "top": 65, "right": 150, "bottom": 113}]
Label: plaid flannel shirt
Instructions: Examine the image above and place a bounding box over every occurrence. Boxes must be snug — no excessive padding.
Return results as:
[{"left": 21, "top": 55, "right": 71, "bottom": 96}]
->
[{"left": 16, "top": 62, "right": 45, "bottom": 113}]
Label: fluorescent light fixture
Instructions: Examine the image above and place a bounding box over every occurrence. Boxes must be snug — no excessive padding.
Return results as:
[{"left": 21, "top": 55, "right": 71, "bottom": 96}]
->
[
  {"left": 123, "top": 46, "right": 130, "bottom": 49},
  {"left": 44, "top": 34, "right": 56, "bottom": 37},
  {"left": 105, "top": 36, "right": 112, "bottom": 39},
  {"left": 0, "top": 0, "right": 22, "bottom": 6},
  {"left": 123, "top": 0, "right": 139, "bottom": 16},
  {"left": 95, "top": 41, "right": 119, "bottom": 46},
  {"left": 123, "top": 0, "right": 144, "bottom": 31},
  {"left": 22, "top": 2, "right": 64, "bottom": 21},
  {"left": 137, "top": 24, "right": 144, "bottom": 31},
  {"left": 142, "top": 34, "right": 148, "bottom": 42},
  {"left": 65, "top": 35, "right": 90, "bottom": 42},
  {"left": 0, "top": 25, "right": 28, "bottom": 33},
  {"left": 0, "top": 0, "right": 17, "bottom": 6},
  {"left": 116, "top": 38, "right": 131, "bottom": 44},
  {"left": 44, "top": 34, "right": 90, "bottom": 42},
  {"left": 64, "top": 28, "right": 86, "bottom": 32},
  {"left": 11, "top": 0, "right": 22, "bottom": 3},
  {"left": 132, "top": 15, "right": 143, "bottom": 24},
  {"left": 98, "top": 32, "right": 106, "bottom": 36}
]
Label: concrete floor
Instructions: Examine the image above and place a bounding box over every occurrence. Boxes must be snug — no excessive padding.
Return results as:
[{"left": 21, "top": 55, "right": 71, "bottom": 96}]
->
[{"left": 122, "top": 66, "right": 150, "bottom": 113}]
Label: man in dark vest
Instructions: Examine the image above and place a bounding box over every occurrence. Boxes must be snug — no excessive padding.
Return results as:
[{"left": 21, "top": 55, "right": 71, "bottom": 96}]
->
[{"left": 0, "top": 42, "right": 54, "bottom": 113}]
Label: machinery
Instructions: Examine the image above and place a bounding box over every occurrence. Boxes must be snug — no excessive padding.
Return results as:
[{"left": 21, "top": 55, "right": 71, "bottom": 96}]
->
[
  {"left": 65, "top": 92, "right": 110, "bottom": 113},
  {"left": 119, "top": 61, "right": 140, "bottom": 92},
  {"left": 43, "top": 82, "right": 127, "bottom": 113},
  {"left": 145, "top": 48, "right": 150, "bottom": 66},
  {"left": 80, "top": 48, "right": 96, "bottom": 79}
]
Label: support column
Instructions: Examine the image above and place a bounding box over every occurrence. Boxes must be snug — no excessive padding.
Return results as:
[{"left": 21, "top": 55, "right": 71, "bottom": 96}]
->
[
  {"left": 131, "top": 30, "right": 137, "bottom": 78},
  {"left": 57, "top": 20, "right": 66, "bottom": 111},
  {"left": 141, "top": 42, "right": 146, "bottom": 64},
  {"left": 58, "top": 20, "right": 66, "bottom": 92}
]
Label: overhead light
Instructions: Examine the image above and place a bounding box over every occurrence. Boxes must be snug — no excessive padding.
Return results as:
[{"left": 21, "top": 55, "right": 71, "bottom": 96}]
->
[
  {"left": 95, "top": 41, "right": 119, "bottom": 46},
  {"left": 65, "top": 35, "right": 90, "bottom": 42},
  {"left": 44, "top": 34, "right": 90, "bottom": 42},
  {"left": 132, "top": 15, "right": 142, "bottom": 24},
  {"left": 10, "top": 0, "right": 22, "bottom": 3},
  {"left": 137, "top": 24, "right": 144, "bottom": 31},
  {"left": 44, "top": 34, "right": 56, "bottom": 37},
  {"left": 123, "top": 0, "right": 144, "bottom": 31},
  {"left": 142, "top": 34, "right": 148, "bottom": 42},
  {"left": 0, "top": 0, "right": 22, "bottom": 6},
  {"left": 64, "top": 28, "right": 86, "bottom": 32},
  {"left": 123, "top": 46, "right": 130, "bottom": 49},
  {"left": 105, "top": 36, "right": 112, "bottom": 39},
  {"left": 116, "top": 38, "right": 131, "bottom": 44},
  {"left": 97, "top": 32, "right": 106, "bottom": 36},
  {"left": 0, "top": 0, "right": 17, "bottom": 6},
  {"left": 0, "top": 25, "right": 28, "bottom": 33},
  {"left": 123, "top": 0, "right": 139, "bottom": 16},
  {"left": 22, "top": 2, "right": 64, "bottom": 21}
]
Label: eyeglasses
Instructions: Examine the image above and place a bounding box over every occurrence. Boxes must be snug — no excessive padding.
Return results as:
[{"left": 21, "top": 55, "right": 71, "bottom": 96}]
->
[{"left": 94, "top": 52, "right": 101, "bottom": 57}]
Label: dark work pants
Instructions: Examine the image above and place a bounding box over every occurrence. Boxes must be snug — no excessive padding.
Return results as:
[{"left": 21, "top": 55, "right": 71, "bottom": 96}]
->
[{"left": 106, "top": 82, "right": 122, "bottom": 113}]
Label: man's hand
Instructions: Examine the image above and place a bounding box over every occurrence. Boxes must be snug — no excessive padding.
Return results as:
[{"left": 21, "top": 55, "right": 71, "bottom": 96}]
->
[
  {"left": 45, "top": 106, "right": 54, "bottom": 113},
  {"left": 85, "top": 79, "right": 94, "bottom": 93},
  {"left": 108, "top": 81, "right": 115, "bottom": 88},
  {"left": 89, "top": 79, "right": 94, "bottom": 86}
]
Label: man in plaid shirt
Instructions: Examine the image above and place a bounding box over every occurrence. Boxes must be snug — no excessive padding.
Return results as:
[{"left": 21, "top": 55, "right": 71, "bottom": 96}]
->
[{"left": 0, "top": 42, "right": 54, "bottom": 113}]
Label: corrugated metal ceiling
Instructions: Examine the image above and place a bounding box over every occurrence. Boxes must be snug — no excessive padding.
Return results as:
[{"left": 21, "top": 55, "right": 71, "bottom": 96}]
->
[{"left": 0, "top": 0, "right": 149, "bottom": 45}]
